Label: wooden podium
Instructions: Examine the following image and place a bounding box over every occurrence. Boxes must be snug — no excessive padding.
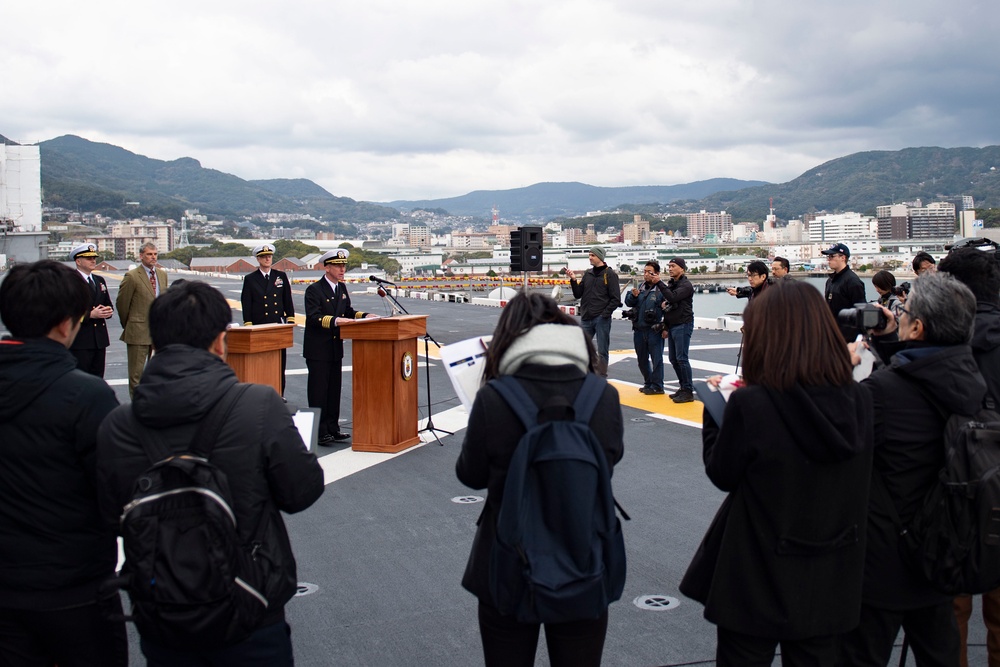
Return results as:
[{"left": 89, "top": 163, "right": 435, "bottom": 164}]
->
[
  {"left": 225, "top": 323, "right": 295, "bottom": 394},
  {"left": 340, "top": 315, "right": 427, "bottom": 453}
]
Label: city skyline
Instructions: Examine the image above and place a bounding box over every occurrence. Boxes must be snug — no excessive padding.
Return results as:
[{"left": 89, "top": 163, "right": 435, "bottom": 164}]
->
[{"left": 5, "top": 0, "right": 998, "bottom": 203}]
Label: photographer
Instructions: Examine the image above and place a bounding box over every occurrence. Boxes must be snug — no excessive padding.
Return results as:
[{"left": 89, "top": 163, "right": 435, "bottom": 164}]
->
[
  {"left": 726, "top": 261, "right": 770, "bottom": 304},
  {"left": 872, "top": 270, "right": 904, "bottom": 321},
  {"left": 624, "top": 261, "right": 668, "bottom": 395},
  {"left": 662, "top": 258, "right": 695, "bottom": 404},
  {"left": 842, "top": 273, "right": 985, "bottom": 665}
]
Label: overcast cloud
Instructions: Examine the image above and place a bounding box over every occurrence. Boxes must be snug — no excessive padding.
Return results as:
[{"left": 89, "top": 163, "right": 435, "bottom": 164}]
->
[{"left": 4, "top": 0, "right": 998, "bottom": 203}]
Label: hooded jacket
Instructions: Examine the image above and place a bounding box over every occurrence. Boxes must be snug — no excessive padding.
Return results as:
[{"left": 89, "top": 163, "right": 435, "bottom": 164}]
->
[
  {"left": 0, "top": 337, "right": 119, "bottom": 609},
  {"left": 96, "top": 345, "right": 325, "bottom": 628},
  {"left": 860, "top": 343, "right": 987, "bottom": 610},
  {"left": 681, "top": 382, "right": 874, "bottom": 639},
  {"left": 971, "top": 302, "right": 1000, "bottom": 409}
]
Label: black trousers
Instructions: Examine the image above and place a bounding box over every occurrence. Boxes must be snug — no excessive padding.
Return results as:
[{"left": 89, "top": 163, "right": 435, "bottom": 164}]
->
[
  {"left": 306, "top": 357, "right": 343, "bottom": 437},
  {"left": 840, "top": 601, "right": 960, "bottom": 667},
  {"left": 279, "top": 348, "right": 287, "bottom": 395},
  {"left": 141, "top": 620, "right": 293, "bottom": 667},
  {"left": 70, "top": 347, "right": 107, "bottom": 378},
  {"left": 477, "top": 601, "right": 608, "bottom": 667},
  {"left": 0, "top": 599, "right": 127, "bottom": 667},
  {"left": 716, "top": 626, "right": 840, "bottom": 667}
]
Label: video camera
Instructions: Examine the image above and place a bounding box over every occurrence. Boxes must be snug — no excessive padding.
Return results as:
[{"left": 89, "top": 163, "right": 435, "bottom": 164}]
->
[
  {"left": 837, "top": 302, "right": 887, "bottom": 333},
  {"left": 732, "top": 286, "right": 752, "bottom": 298}
]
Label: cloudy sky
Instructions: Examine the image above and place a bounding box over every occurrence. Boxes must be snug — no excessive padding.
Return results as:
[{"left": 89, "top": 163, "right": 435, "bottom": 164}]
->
[{"left": 5, "top": 0, "right": 998, "bottom": 203}]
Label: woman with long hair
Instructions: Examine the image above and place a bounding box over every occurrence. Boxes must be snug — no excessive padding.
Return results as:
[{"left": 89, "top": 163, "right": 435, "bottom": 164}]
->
[
  {"left": 680, "top": 279, "right": 874, "bottom": 666},
  {"left": 456, "top": 291, "right": 624, "bottom": 667}
]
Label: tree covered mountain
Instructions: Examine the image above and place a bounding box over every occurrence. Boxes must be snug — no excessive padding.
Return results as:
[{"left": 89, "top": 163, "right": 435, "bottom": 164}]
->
[
  {"left": 385, "top": 178, "right": 769, "bottom": 219},
  {"left": 38, "top": 135, "right": 399, "bottom": 223},
  {"left": 688, "top": 146, "right": 1000, "bottom": 221}
]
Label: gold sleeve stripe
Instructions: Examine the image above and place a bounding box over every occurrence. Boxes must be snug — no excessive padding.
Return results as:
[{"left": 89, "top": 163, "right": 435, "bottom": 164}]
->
[
  {"left": 321, "top": 315, "right": 334, "bottom": 329},
  {"left": 355, "top": 312, "right": 366, "bottom": 319}
]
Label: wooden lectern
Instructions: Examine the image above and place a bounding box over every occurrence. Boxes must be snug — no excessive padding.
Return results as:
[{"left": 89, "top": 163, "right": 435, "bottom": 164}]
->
[
  {"left": 340, "top": 314, "right": 427, "bottom": 453},
  {"left": 225, "top": 323, "right": 295, "bottom": 394}
]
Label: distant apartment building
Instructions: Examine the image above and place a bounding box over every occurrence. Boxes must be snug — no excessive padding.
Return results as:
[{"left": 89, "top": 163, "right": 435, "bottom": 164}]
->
[
  {"left": 910, "top": 202, "right": 955, "bottom": 238},
  {"left": 489, "top": 224, "right": 514, "bottom": 247},
  {"left": 686, "top": 210, "right": 733, "bottom": 240},
  {"left": 86, "top": 221, "right": 174, "bottom": 260},
  {"left": 408, "top": 223, "right": 430, "bottom": 246},
  {"left": 875, "top": 204, "right": 910, "bottom": 240},
  {"left": 623, "top": 215, "right": 651, "bottom": 244},
  {"left": 0, "top": 144, "right": 42, "bottom": 232},
  {"left": 875, "top": 201, "right": 956, "bottom": 239},
  {"left": 450, "top": 232, "right": 490, "bottom": 249},
  {"left": 806, "top": 213, "right": 877, "bottom": 243}
]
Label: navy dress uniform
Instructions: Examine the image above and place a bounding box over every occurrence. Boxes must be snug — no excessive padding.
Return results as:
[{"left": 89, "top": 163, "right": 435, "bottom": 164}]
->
[
  {"left": 303, "top": 249, "right": 377, "bottom": 445},
  {"left": 241, "top": 244, "right": 295, "bottom": 395},
  {"left": 68, "top": 243, "right": 114, "bottom": 377}
]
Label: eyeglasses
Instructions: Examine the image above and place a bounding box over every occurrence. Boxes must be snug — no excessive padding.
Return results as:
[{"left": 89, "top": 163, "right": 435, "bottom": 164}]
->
[{"left": 898, "top": 305, "right": 913, "bottom": 318}]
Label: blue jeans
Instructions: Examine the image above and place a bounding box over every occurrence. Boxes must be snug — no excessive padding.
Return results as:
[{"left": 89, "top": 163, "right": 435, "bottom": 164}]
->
[
  {"left": 141, "top": 621, "right": 294, "bottom": 667},
  {"left": 667, "top": 321, "right": 693, "bottom": 391},
  {"left": 633, "top": 328, "right": 665, "bottom": 390},
  {"left": 580, "top": 317, "right": 611, "bottom": 376}
]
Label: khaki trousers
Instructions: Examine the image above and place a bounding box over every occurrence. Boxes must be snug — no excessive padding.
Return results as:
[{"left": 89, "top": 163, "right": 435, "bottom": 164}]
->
[{"left": 126, "top": 343, "right": 152, "bottom": 399}]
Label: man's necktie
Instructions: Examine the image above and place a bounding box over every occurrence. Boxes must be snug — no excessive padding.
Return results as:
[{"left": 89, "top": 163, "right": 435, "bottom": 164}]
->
[
  {"left": 149, "top": 269, "right": 157, "bottom": 295},
  {"left": 88, "top": 275, "right": 97, "bottom": 297}
]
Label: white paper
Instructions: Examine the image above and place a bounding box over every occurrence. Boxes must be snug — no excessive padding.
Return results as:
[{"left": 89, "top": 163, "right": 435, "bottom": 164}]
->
[{"left": 440, "top": 335, "right": 493, "bottom": 411}]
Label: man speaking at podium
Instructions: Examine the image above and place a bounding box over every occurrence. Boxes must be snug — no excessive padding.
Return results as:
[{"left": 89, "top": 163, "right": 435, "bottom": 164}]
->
[
  {"left": 303, "top": 249, "right": 380, "bottom": 446},
  {"left": 241, "top": 244, "right": 295, "bottom": 397}
]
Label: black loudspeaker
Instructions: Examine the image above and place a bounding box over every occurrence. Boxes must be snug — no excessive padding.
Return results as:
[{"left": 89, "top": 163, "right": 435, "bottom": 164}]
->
[
  {"left": 521, "top": 226, "right": 543, "bottom": 271},
  {"left": 509, "top": 230, "right": 523, "bottom": 272}
]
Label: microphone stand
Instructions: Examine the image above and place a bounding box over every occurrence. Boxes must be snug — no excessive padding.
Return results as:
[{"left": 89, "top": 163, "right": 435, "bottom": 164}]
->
[
  {"left": 418, "top": 330, "right": 453, "bottom": 446},
  {"left": 374, "top": 284, "right": 452, "bottom": 446}
]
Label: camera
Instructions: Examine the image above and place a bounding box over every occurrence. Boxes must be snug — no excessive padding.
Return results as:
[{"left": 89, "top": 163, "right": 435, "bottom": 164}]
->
[
  {"left": 733, "top": 286, "right": 752, "bottom": 298},
  {"left": 837, "top": 303, "right": 888, "bottom": 332},
  {"left": 651, "top": 322, "right": 666, "bottom": 333},
  {"left": 891, "top": 281, "right": 911, "bottom": 297},
  {"left": 621, "top": 308, "right": 638, "bottom": 321},
  {"left": 643, "top": 309, "right": 658, "bottom": 325}
]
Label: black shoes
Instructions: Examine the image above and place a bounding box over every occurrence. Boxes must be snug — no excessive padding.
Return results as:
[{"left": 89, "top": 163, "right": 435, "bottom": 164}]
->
[
  {"left": 671, "top": 390, "right": 694, "bottom": 404},
  {"left": 646, "top": 387, "right": 665, "bottom": 395},
  {"left": 318, "top": 432, "right": 351, "bottom": 446}
]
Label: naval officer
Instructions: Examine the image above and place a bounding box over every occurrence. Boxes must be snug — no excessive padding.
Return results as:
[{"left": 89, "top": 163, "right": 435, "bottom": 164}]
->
[
  {"left": 68, "top": 243, "right": 114, "bottom": 377},
  {"left": 303, "top": 249, "right": 380, "bottom": 446},
  {"left": 241, "top": 243, "right": 295, "bottom": 396}
]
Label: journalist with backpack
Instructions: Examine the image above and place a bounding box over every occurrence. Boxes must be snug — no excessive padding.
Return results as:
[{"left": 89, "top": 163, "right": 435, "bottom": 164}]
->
[
  {"left": 456, "top": 292, "right": 625, "bottom": 667},
  {"left": 96, "top": 280, "right": 325, "bottom": 665},
  {"left": 841, "top": 273, "right": 987, "bottom": 666},
  {"left": 680, "top": 279, "right": 874, "bottom": 666}
]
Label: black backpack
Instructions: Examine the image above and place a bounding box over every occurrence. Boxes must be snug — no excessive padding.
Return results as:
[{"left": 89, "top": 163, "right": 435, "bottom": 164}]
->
[
  {"left": 487, "top": 374, "right": 627, "bottom": 624},
  {"left": 881, "top": 389, "right": 1000, "bottom": 595},
  {"left": 105, "top": 384, "right": 273, "bottom": 650}
]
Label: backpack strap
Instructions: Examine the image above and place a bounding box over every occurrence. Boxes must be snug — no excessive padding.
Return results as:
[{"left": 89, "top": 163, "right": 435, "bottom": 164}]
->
[
  {"left": 132, "top": 383, "right": 251, "bottom": 465},
  {"left": 488, "top": 376, "right": 541, "bottom": 431},
  {"left": 571, "top": 374, "right": 606, "bottom": 425}
]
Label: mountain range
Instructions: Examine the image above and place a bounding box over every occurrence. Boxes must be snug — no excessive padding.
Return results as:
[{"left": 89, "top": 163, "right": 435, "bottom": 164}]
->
[{"left": 6, "top": 133, "right": 999, "bottom": 223}]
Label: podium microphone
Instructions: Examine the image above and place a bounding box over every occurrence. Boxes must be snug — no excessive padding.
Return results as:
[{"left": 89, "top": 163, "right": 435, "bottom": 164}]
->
[{"left": 369, "top": 275, "right": 396, "bottom": 285}]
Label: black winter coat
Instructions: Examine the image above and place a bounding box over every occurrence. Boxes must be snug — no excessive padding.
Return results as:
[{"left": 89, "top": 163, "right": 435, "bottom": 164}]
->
[
  {"left": 860, "top": 343, "right": 987, "bottom": 610},
  {"left": 972, "top": 302, "right": 1000, "bottom": 409},
  {"left": 569, "top": 264, "right": 621, "bottom": 320},
  {"left": 825, "top": 267, "right": 867, "bottom": 341},
  {"left": 96, "top": 346, "right": 325, "bottom": 625},
  {"left": 662, "top": 274, "right": 694, "bottom": 327},
  {"left": 681, "top": 383, "right": 873, "bottom": 640},
  {"left": 455, "top": 363, "right": 624, "bottom": 604},
  {"left": 0, "top": 337, "right": 119, "bottom": 609}
]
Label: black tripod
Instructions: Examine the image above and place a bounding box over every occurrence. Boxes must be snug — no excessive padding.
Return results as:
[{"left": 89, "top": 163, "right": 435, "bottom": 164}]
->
[{"left": 377, "top": 286, "right": 452, "bottom": 446}]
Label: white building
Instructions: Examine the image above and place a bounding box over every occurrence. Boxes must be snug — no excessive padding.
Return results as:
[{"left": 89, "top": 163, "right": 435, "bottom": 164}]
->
[
  {"left": 0, "top": 144, "right": 42, "bottom": 231},
  {"left": 806, "top": 213, "right": 877, "bottom": 243}
]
